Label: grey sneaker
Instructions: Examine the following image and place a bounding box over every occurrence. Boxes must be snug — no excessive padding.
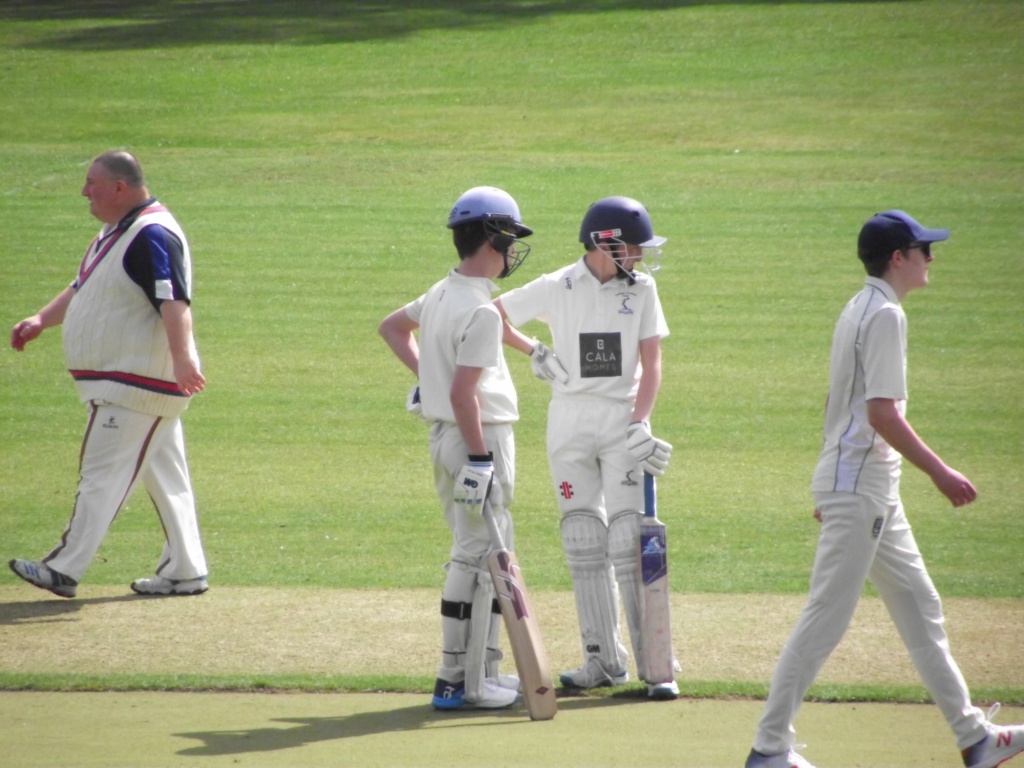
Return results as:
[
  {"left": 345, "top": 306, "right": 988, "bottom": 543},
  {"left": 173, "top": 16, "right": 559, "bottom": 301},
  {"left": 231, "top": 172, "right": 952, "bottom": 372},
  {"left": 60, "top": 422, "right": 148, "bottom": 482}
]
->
[
  {"left": 745, "top": 747, "right": 816, "bottom": 768},
  {"left": 646, "top": 679, "right": 679, "bottom": 700},
  {"left": 9, "top": 559, "right": 77, "bottom": 598},
  {"left": 130, "top": 575, "right": 208, "bottom": 596},
  {"left": 559, "top": 657, "right": 629, "bottom": 689},
  {"left": 962, "top": 703, "right": 1024, "bottom": 768}
]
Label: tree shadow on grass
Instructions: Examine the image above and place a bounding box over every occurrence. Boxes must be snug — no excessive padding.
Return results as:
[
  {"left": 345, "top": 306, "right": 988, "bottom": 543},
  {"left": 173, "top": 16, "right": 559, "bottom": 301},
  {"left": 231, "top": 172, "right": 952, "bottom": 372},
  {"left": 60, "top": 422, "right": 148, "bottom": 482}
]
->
[
  {"left": 2, "top": 0, "right": 900, "bottom": 51},
  {"left": 174, "top": 694, "right": 638, "bottom": 757}
]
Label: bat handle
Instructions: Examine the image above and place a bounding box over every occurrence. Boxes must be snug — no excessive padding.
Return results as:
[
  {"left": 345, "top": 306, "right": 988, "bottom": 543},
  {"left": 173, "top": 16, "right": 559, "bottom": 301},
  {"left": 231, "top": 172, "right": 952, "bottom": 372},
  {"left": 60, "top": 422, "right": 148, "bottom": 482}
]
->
[
  {"left": 482, "top": 497, "right": 506, "bottom": 551},
  {"left": 644, "top": 472, "right": 656, "bottom": 519}
]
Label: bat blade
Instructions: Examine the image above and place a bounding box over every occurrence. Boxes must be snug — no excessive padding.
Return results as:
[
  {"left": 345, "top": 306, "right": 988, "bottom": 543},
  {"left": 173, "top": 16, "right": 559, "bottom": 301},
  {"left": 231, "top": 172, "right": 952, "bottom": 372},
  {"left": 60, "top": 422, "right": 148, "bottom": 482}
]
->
[
  {"left": 488, "top": 548, "right": 557, "bottom": 721},
  {"left": 639, "top": 472, "right": 674, "bottom": 684}
]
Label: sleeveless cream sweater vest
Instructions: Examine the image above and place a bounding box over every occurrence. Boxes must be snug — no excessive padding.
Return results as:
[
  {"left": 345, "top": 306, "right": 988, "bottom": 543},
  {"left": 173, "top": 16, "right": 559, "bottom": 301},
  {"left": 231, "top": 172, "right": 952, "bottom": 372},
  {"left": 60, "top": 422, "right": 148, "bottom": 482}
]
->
[{"left": 63, "top": 205, "right": 193, "bottom": 418}]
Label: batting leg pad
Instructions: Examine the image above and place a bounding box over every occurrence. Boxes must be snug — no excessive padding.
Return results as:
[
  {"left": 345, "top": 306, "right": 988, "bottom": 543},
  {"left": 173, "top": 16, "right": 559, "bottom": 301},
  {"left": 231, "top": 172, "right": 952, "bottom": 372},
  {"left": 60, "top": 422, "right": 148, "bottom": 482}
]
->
[
  {"left": 464, "top": 573, "right": 496, "bottom": 702},
  {"left": 608, "top": 510, "right": 645, "bottom": 680},
  {"left": 438, "top": 559, "right": 478, "bottom": 678},
  {"left": 561, "top": 511, "right": 627, "bottom": 672},
  {"left": 485, "top": 599, "right": 503, "bottom": 680}
]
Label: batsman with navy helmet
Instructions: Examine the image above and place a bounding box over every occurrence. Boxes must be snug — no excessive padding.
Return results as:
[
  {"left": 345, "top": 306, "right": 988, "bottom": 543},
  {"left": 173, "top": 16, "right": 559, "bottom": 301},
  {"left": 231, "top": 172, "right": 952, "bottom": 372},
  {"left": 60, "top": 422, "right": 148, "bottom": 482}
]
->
[{"left": 496, "top": 196, "right": 679, "bottom": 700}]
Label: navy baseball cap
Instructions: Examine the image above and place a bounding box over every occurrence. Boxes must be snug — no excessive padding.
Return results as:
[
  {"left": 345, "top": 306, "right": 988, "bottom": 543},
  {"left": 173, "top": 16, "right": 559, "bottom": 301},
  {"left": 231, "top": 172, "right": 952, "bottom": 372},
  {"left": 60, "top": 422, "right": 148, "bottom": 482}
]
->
[{"left": 859, "top": 210, "right": 950, "bottom": 256}]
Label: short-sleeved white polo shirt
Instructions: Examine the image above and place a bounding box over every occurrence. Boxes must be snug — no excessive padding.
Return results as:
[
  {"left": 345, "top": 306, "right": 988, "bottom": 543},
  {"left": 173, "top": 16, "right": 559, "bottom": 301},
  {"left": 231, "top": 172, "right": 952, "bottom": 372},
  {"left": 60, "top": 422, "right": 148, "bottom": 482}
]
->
[
  {"left": 500, "top": 256, "right": 669, "bottom": 402},
  {"left": 811, "top": 276, "right": 908, "bottom": 502},
  {"left": 405, "top": 269, "right": 518, "bottom": 425}
]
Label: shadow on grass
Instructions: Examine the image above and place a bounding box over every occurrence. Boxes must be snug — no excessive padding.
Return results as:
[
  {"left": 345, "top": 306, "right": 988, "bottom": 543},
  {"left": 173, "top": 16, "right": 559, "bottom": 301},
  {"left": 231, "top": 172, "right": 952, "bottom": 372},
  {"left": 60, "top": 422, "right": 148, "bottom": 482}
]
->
[
  {"left": 2, "top": 0, "right": 900, "bottom": 51},
  {"left": 174, "top": 693, "right": 638, "bottom": 757},
  {"left": 0, "top": 593, "right": 149, "bottom": 625}
]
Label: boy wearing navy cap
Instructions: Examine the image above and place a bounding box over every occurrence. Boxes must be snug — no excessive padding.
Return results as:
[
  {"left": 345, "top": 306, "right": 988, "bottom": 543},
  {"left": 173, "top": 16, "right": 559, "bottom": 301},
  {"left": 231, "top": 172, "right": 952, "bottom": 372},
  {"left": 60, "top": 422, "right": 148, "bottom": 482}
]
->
[{"left": 744, "top": 211, "right": 1024, "bottom": 768}]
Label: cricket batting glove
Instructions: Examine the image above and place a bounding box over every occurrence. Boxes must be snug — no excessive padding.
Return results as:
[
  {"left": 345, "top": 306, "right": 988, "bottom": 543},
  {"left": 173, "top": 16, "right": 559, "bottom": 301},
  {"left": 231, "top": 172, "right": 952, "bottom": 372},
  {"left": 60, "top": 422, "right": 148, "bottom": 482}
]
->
[
  {"left": 453, "top": 453, "right": 494, "bottom": 509},
  {"left": 626, "top": 420, "right": 672, "bottom": 476},
  {"left": 405, "top": 383, "right": 423, "bottom": 416},
  {"left": 530, "top": 341, "right": 570, "bottom": 384}
]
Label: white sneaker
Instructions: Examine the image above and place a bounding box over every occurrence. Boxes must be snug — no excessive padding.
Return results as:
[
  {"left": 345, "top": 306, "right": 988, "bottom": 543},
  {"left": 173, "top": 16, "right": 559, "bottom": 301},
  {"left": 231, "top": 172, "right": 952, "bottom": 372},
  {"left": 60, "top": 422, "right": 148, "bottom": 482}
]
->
[
  {"left": 559, "top": 657, "right": 629, "bottom": 689},
  {"left": 497, "top": 673, "right": 521, "bottom": 691},
  {"left": 464, "top": 678, "right": 520, "bottom": 709},
  {"left": 745, "top": 746, "right": 816, "bottom": 768},
  {"left": 9, "top": 559, "right": 77, "bottom": 598},
  {"left": 962, "top": 704, "right": 1024, "bottom": 768},
  {"left": 130, "top": 575, "right": 208, "bottom": 596},
  {"left": 431, "top": 677, "right": 519, "bottom": 710},
  {"left": 646, "top": 679, "right": 679, "bottom": 700}
]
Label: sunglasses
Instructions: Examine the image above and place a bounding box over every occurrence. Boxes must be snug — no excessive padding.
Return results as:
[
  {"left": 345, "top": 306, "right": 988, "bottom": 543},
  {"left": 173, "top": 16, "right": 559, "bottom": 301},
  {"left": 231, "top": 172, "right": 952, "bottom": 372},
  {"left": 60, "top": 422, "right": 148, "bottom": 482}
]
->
[{"left": 906, "top": 242, "right": 931, "bottom": 257}]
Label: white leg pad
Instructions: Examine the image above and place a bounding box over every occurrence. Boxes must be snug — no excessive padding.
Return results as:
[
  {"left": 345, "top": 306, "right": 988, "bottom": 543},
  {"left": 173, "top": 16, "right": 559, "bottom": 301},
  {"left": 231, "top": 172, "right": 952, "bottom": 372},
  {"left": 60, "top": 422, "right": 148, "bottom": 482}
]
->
[
  {"left": 464, "top": 571, "right": 495, "bottom": 703},
  {"left": 609, "top": 510, "right": 646, "bottom": 681},
  {"left": 610, "top": 512, "right": 651, "bottom": 679},
  {"left": 561, "top": 511, "right": 626, "bottom": 672}
]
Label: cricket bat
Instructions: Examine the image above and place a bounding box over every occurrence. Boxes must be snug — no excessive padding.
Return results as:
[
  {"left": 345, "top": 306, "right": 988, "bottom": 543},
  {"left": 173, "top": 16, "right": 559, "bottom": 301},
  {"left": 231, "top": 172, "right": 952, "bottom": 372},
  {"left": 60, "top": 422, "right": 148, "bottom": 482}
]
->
[
  {"left": 483, "top": 500, "right": 557, "bottom": 721},
  {"left": 639, "top": 472, "right": 675, "bottom": 684}
]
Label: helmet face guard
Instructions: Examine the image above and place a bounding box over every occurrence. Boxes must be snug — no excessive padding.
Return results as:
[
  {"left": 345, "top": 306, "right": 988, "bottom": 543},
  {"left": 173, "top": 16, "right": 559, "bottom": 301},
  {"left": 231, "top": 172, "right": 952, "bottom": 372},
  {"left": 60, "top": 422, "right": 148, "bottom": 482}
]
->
[
  {"left": 486, "top": 216, "right": 531, "bottom": 278},
  {"left": 587, "top": 227, "right": 663, "bottom": 279}
]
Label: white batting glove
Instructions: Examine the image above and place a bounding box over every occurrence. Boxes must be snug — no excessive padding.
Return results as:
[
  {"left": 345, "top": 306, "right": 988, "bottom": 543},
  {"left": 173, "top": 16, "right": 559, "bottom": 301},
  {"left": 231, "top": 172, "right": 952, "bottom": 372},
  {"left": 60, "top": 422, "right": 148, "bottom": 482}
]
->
[
  {"left": 530, "top": 341, "right": 569, "bottom": 384},
  {"left": 405, "top": 383, "right": 423, "bottom": 416},
  {"left": 453, "top": 454, "right": 494, "bottom": 509},
  {"left": 625, "top": 420, "right": 672, "bottom": 477}
]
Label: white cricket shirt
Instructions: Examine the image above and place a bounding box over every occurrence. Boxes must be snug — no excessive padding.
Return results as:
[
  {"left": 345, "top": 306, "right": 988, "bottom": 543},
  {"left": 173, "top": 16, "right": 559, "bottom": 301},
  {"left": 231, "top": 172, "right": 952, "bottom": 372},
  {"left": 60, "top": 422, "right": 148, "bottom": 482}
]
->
[
  {"left": 405, "top": 269, "right": 518, "bottom": 425},
  {"left": 811, "top": 277, "right": 907, "bottom": 503},
  {"left": 499, "top": 256, "right": 669, "bottom": 402}
]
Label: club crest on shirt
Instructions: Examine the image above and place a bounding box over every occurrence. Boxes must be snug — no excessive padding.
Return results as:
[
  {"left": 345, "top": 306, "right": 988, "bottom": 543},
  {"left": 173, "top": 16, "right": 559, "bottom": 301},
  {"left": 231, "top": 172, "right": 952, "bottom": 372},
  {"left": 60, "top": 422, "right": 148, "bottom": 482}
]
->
[{"left": 616, "top": 292, "right": 635, "bottom": 315}]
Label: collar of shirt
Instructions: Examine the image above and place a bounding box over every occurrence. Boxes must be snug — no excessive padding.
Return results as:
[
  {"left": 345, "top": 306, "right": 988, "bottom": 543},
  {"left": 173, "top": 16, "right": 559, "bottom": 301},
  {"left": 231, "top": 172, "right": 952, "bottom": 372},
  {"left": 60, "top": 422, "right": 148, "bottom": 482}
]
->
[
  {"left": 572, "top": 254, "right": 637, "bottom": 289},
  {"left": 864, "top": 275, "right": 900, "bottom": 305},
  {"left": 115, "top": 197, "right": 159, "bottom": 231},
  {"left": 447, "top": 267, "right": 500, "bottom": 295}
]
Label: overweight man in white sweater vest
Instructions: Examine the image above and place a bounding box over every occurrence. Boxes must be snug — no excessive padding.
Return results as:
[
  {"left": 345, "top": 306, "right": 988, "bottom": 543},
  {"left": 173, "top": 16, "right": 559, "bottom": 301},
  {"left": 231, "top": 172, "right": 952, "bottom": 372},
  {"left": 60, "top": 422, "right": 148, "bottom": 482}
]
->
[{"left": 9, "top": 150, "right": 209, "bottom": 598}]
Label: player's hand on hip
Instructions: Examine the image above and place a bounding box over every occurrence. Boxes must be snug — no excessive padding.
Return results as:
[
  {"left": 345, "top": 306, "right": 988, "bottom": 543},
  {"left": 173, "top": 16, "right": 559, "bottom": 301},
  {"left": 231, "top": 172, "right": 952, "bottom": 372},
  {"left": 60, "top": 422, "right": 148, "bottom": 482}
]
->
[
  {"left": 530, "top": 341, "right": 570, "bottom": 384},
  {"left": 453, "top": 454, "right": 494, "bottom": 509},
  {"left": 405, "top": 383, "right": 423, "bottom": 416},
  {"left": 626, "top": 420, "right": 672, "bottom": 476}
]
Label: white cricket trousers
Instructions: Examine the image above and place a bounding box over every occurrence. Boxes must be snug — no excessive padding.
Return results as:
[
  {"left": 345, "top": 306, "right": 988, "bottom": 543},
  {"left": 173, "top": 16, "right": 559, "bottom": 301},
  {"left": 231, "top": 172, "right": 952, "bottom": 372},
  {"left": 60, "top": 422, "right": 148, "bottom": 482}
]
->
[
  {"left": 429, "top": 420, "right": 514, "bottom": 564},
  {"left": 753, "top": 492, "right": 988, "bottom": 754},
  {"left": 548, "top": 395, "right": 640, "bottom": 674},
  {"left": 44, "top": 400, "right": 208, "bottom": 583},
  {"left": 547, "top": 395, "right": 643, "bottom": 518}
]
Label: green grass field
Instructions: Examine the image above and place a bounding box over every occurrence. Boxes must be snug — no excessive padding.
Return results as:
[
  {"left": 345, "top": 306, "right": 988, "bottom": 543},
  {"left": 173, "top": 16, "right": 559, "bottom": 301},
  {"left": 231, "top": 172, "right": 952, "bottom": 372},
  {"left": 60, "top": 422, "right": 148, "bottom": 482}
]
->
[{"left": 1, "top": 0, "right": 1022, "bottom": 703}]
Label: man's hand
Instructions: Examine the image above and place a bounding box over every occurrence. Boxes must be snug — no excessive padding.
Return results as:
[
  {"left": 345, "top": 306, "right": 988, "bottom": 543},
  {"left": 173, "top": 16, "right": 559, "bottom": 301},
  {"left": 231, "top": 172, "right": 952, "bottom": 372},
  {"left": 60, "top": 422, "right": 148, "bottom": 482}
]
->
[
  {"left": 10, "top": 317, "right": 44, "bottom": 351},
  {"left": 173, "top": 356, "right": 205, "bottom": 396},
  {"left": 530, "top": 341, "right": 569, "bottom": 384},
  {"left": 453, "top": 454, "right": 494, "bottom": 509},
  {"left": 931, "top": 465, "right": 977, "bottom": 508},
  {"left": 626, "top": 420, "right": 672, "bottom": 476}
]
